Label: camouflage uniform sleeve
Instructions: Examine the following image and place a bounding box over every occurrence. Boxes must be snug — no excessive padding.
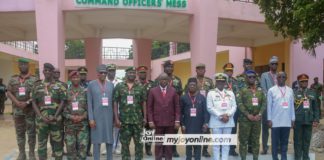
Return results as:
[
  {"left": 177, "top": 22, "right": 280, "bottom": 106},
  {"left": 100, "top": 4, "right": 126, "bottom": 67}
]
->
[
  {"left": 141, "top": 85, "right": 147, "bottom": 102},
  {"left": 60, "top": 83, "right": 67, "bottom": 101},
  {"left": 63, "top": 100, "right": 72, "bottom": 120},
  {"left": 311, "top": 90, "right": 320, "bottom": 122},
  {"left": 237, "top": 89, "right": 249, "bottom": 117},
  {"left": 31, "top": 81, "right": 39, "bottom": 101},
  {"left": 113, "top": 83, "right": 121, "bottom": 102}
]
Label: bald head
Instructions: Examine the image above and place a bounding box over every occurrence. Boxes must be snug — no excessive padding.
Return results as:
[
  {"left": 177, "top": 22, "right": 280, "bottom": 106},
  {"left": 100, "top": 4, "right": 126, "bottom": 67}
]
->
[{"left": 158, "top": 73, "right": 170, "bottom": 88}]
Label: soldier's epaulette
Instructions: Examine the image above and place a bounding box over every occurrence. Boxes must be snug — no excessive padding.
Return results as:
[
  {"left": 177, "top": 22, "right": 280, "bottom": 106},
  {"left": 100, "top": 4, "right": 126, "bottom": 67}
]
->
[
  {"left": 205, "top": 77, "right": 213, "bottom": 81},
  {"left": 231, "top": 77, "right": 238, "bottom": 81},
  {"left": 257, "top": 87, "right": 262, "bottom": 91}
]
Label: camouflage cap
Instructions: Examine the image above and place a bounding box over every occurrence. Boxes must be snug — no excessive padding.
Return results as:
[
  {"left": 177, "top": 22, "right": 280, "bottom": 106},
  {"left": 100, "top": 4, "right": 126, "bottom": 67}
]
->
[
  {"left": 243, "top": 58, "right": 253, "bottom": 64},
  {"left": 107, "top": 64, "right": 117, "bottom": 70},
  {"left": 77, "top": 67, "right": 88, "bottom": 74},
  {"left": 125, "top": 66, "right": 136, "bottom": 72},
  {"left": 269, "top": 56, "right": 279, "bottom": 64},
  {"left": 137, "top": 65, "right": 148, "bottom": 73},
  {"left": 96, "top": 64, "right": 107, "bottom": 73},
  {"left": 196, "top": 63, "right": 206, "bottom": 68},
  {"left": 163, "top": 60, "right": 173, "bottom": 67},
  {"left": 43, "top": 63, "right": 54, "bottom": 71}
]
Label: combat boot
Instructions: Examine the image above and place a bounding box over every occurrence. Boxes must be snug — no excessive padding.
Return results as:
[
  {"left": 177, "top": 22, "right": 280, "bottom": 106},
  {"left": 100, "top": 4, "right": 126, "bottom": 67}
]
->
[
  {"left": 145, "top": 144, "right": 152, "bottom": 156},
  {"left": 16, "top": 152, "right": 26, "bottom": 160},
  {"left": 29, "top": 146, "right": 36, "bottom": 160}
]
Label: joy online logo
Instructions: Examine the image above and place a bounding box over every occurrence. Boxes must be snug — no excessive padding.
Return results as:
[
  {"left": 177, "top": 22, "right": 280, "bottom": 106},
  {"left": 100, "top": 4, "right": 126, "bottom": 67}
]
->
[{"left": 141, "top": 129, "right": 164, "bottom": 143}]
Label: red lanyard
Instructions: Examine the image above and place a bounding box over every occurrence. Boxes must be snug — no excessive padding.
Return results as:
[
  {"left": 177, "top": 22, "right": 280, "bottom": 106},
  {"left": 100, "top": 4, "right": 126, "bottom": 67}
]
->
[
  {"left": 19, "top": 74, "right": 29, "bottom": 85},
  {"left": 97, "top": 79, "right": 106, "bottom": 95},
  {"left": 228, "top": 81, "right": 232, "bottom": 90},
  {"left": 188, "top": 93, "right": 196, "bottom": 107},
  {"left": 216, "top": 89, "right": 226, "bottom": 101},
  {"left": 127, "top": 83, "right": 133, "bottom": 94},
  {"left": 70, "top": 87, "right": 80, "bottom": 101},
  {"left": 270, "top": 72, "right": 277, "bottom": 85},
  {"left": 44, "top": 81, "right": 50, "bottom": 95},
  {"left": 278, "top": 86, "right": 286, "bottom": 98}
]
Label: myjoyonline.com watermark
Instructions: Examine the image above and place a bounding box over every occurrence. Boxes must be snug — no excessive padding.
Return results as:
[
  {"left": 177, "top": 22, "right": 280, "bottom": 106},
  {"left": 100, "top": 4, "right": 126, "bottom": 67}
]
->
[{"left": 141, "top": 129, "right": 237, "bottom": 145}]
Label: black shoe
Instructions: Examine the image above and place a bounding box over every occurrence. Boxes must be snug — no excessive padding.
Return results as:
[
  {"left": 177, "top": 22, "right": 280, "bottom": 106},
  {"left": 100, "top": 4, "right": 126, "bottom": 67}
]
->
[
  {"left": 87, "top": 151, "right": 92, "bottom": 157},
  {"left": 261, "top": 150, "right": 267, "bottom": 155},
  {"left": 172, "top": 151, "right": 180, "bottom": 157},
  {"left": 229, "top": 150, "right": 239, "bottom": 156},
  {"left": 202, "top": 151, "right": 211, "bottom": 157},
  {"left": 146, "top": 150, "right": 152, "bottom": 156}
]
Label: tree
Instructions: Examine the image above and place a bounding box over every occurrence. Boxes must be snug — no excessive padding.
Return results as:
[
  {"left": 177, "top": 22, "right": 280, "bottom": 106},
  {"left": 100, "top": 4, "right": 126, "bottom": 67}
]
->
[
  {"left": 151, "top": 41, "right": 170, "bottom": 59},
  {"left": 65, "top": 40, "right": 85, "bottom": 59},
  {"left": 254, "top": 0, "right": 324, "bottom": 56}
]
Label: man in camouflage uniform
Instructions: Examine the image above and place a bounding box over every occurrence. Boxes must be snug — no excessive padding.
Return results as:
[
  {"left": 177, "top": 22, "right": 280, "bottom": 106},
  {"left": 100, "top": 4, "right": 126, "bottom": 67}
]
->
[
  {"left": 223, "top": 63, "right": 239, "bottom": 156},
  {"left": 114, "top": 67, "right": 146, "bottom": 160},
  {"left": 162, "top": 60, "right": 182, "bottom": 157},
  {"left": 236, "top": 58, "right": 259, "bottom": 153},
  {"left": 7, "top": 58, "right": 37, "bottom": 160},
  {"left": 63, "top": 71, "right": 89, "bottom": 160},
  {"left": 137, "top": 65, "right": 154, "bottom": 156},
  {"left": 311, "top": 77, "right": 323, "bottom": 118},
  {"left": 31, "top": 63, "right": 66, "bottom": 160},
  {"left": 0, "top": 78, "right": 7, "bottom": 114},
  {"left": 294, "top": 74, "right": 320, "bottom": 160},
  {"left": 236, "top": 70, "right": 266, "bottom": 160}
]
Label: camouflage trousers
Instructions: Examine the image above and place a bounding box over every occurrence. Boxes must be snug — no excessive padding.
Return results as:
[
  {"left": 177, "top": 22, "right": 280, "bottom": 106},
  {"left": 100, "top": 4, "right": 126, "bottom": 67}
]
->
[
  {"left": 14, "top": 110, "right": 36, "bottom": 153},
  {"left": 65, "top": 125, "right": 89, "bottom": 160},
  {"left": 36, "top": 111, "right": 63, "bottom": 160},
  {"left": 239, "top": 120, "right": 261, "bottom": 160},
  {"left": 120, "top": 123, "right": 143, "bottom": 160}
]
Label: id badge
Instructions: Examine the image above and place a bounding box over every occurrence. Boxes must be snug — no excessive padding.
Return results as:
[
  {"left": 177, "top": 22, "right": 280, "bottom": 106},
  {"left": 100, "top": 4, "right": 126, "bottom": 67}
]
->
[
  {"left": 282, "top": 101, "right": 289, "bottom": 109},
  {"left": 190, "top": 108, "right": 197, "bottom": 117},
  {"left": 44, "top": 96, "right": 52, "bottom": 105},
  {"left": 200, "top": 90, "right": 206, "bottom": 97},
  {"left": 72, "top": 101, "right": 79, "bottom": 111},
  {"left": 102, "top": 97, "right": 109, "bottom": 106},
  {"left": 303, "top": 100, "right": 310, "bottom": 109},
  {"left": 221, "top": 102, "right": 228, "bottom": 109},
  {"left": 18, "top": 87, "right": 26, "bottom": 96},
  {"left": 127, "top": 95, "right": 134, "bottom": 105},
  {"left": 252, "top": 97, "right": 259, "bottom": 106}
]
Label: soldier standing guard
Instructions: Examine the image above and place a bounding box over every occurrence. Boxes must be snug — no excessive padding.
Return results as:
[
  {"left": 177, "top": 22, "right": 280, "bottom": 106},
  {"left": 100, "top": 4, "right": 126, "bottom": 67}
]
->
[
  {"left": 310, "top": 77, "right": 323, "bottom": 118},
  {"left": 236, "top": 70, "right": 266, "bottom": 160},
  {"left": 294, "top": 74, "right": 319, "bottom": 160},
  {"left": 7, "top": 58, "right": 37, "bottom": 160},
  {"left": 137, "top": 65, "right": 154, "bottom": 156},
  {"left": 63, "top": 71, "right": 89, "bottom": 160},
  {"left": 162, "top": 60, "right": 182, "bottom": 157},
  {"left": 114, "top": 67, "right": 147, "bottom": 160},
  {"left": 31, "top": 63, "right": 66, "bottom": 160}
]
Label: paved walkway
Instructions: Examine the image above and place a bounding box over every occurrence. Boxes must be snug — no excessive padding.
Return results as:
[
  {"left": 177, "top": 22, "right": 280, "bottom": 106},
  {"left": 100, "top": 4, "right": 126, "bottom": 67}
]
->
[{"left": 0, "top": 105, "right": 319, "bottom": 160}]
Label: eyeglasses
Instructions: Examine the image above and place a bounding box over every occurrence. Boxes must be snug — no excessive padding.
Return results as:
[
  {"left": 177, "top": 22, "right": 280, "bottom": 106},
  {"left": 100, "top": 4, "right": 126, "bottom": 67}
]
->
[
  {"left": 270, "top": 63, "right": 278, "bottom": 66},
  {"left": 247, "top": 76, "right": 256, "bottom": 79},
  {"left": 99, "top": 72, "right": 107, "bottom": 75},
  {"left": 278, "top": 76, "right": 286, "bottom": 79}
]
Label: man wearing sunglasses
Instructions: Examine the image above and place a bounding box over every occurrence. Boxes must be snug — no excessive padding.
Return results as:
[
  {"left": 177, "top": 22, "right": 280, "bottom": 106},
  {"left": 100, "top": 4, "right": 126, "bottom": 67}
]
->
[{"left": 260, "top": 56, "right": 279, "bottom": 154}]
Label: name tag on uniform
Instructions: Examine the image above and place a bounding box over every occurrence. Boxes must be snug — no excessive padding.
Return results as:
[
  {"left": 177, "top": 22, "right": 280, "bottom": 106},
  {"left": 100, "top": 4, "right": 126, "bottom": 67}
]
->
[
  {"left": 252, "top": 97, "right": 258, "bottom": 106},
  {"left": 127, "top": 95, "right": 134, "bottom": 105},
  {"left": 221, "top": 102, "right": 228, "bottom": 109},
  {"left": 102, "top": 97, "right": 108, "bottom": 106},
  {"left": 190, "top": 108, "right": 197, "bottom": 117},
  {"left": 282, "top": 101, "right": 289, "bottom": 109},
  {"left": 44, "top": 96, "right": 52, "bottom": 105},
  {"left": 200, "top": 90, "right": 206, "bottom": 97},
  {"left": 72, "top": 101, "right": 79, "bottom": 111},
  {"left": 18, "top": 87, "right": 26, "bottom": 96},
  {"left": 303, "top": 100, "right": 310, "bottom": 109}
]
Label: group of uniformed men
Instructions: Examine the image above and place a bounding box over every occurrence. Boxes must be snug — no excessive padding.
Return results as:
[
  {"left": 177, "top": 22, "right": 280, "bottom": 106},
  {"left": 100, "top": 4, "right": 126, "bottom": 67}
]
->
[{"left": 3, "top": 55, "right": 322, "bottom": 160}]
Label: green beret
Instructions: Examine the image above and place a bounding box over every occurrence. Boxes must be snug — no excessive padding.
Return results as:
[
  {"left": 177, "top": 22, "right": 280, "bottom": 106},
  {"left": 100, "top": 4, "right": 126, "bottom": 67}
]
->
[
  {"left": 196, "top": 63, "right": 206, "bottom": 68},
  {"left": 43, "top": 63, "right": 54, "bottom": 71},
  {"left": 107, "top": 64, "right": 117, "bottom": 70},
  {"left": 125, "top": 66, "right": 136, "bottom": 72},
  {"left": 18, "top": 58, "right": 30, "bottom": 63}
]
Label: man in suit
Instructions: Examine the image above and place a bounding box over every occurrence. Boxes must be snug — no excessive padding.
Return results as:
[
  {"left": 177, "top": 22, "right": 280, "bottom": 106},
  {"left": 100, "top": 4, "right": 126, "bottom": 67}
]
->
[
  {"left": 260, "top": 56, "right": 279, "bottom": 154},
  {"left": 147, "top": 73, "right": 181, "bottom": 160}
]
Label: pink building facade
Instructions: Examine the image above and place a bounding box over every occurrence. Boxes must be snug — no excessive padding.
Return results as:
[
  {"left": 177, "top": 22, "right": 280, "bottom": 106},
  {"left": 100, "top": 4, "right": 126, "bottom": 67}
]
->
[{"left": 0, "top": 0, "right": 323, "bottom": 86}]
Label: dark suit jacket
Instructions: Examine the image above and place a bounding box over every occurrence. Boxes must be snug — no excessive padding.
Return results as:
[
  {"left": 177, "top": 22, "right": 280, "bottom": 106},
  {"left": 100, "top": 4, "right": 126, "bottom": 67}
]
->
[
  {"left": 147, "top": 86, "right": 180, "bottom": 127},
  {"left": 180, "top": 93, "right": 209, "bottom": 134}
]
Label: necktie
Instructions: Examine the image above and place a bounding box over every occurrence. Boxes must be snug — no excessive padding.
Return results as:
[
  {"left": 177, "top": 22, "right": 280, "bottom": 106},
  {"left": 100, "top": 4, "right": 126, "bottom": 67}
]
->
[{"left": 162, "top": 88, "right": 166, "bottom": 97}]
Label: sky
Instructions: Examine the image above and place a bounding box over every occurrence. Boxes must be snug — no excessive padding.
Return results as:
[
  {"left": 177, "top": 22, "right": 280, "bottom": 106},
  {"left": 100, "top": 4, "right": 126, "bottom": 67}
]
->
[{"left": 102, "top": 38, "right": 132, "bottom": 48}]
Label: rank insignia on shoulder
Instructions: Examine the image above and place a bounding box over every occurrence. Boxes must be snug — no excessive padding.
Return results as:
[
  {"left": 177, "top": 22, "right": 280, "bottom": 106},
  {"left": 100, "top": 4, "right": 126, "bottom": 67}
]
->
[{"left": 297, "top": 95, "right": 302, "bottom": 98}]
